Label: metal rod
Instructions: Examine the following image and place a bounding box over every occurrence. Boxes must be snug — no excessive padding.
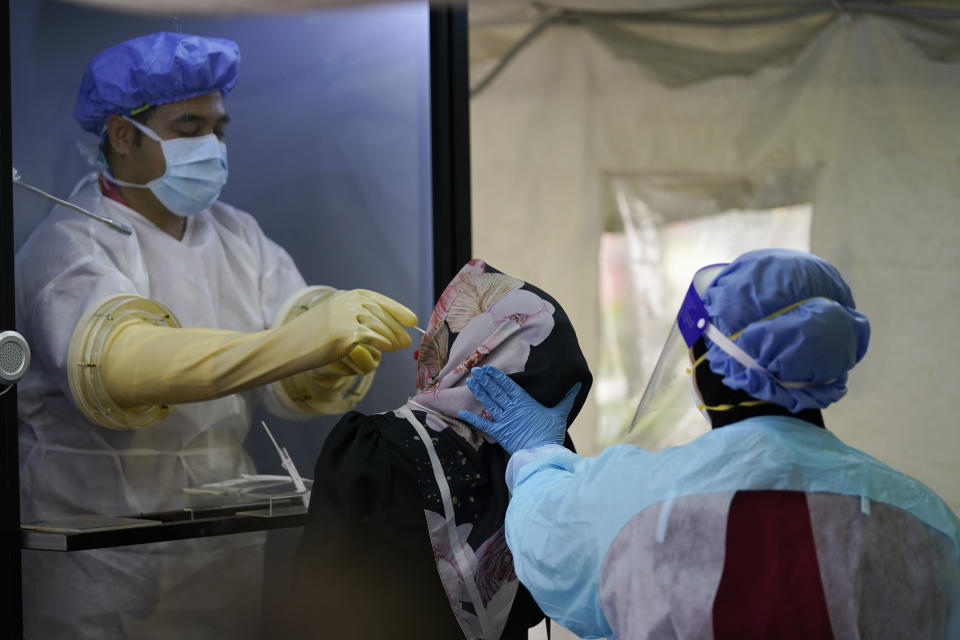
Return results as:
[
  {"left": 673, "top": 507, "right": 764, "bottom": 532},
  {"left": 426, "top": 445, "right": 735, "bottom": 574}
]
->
[
  {"left": 13, "top": 177, "right": 133, "bottom": 235},
  {"left": 260, "top": 421, "right": 285, "bottom": 460}
]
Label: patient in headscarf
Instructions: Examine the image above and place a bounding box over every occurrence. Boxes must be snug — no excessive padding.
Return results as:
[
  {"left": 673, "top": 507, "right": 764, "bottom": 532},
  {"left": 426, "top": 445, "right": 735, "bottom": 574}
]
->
[{"left": 285, "top": 259, "right": 592, "bottom": 640}]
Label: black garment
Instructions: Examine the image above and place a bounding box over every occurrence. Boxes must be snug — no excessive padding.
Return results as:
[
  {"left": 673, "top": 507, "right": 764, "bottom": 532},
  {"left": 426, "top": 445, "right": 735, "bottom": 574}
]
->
[
  {"left": 283, "top": 261, "right": 592, "bottom": 639},
  {"left": 285, "top": 411, "right": 548, "bottom": 639}
]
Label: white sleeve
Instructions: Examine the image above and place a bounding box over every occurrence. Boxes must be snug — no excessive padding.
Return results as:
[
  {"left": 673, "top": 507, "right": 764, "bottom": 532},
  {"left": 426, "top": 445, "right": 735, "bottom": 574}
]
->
[
  {"left": 15, "top": 211, "right": 142, "bottom": 400},
  {"left": 251, "top": 224, "right": 308, "bottom": 325}
]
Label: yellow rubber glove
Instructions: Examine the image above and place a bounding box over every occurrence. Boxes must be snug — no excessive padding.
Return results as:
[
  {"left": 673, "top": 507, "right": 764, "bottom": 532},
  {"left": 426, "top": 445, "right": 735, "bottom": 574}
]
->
[
  {"left": 272, "top": 343, "right": 381, "bottom": 416},
  {"left": 68, "top": 290, "right": 417, "bottom": 428},
  {"left": 321, "top": 342, "right": 382, "bottom": 377},
  {"left": 271, "top": 286, "right": 387, "bottom": 417}
]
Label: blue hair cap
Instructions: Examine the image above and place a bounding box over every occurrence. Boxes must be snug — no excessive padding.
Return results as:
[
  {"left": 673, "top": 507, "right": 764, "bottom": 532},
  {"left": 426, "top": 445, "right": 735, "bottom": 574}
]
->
[
  {"left": 702, "top": 249, "right": 870, "bottom": 412},
  {"left": 74, "top": 32, "right": 240, "bottom": 135}
]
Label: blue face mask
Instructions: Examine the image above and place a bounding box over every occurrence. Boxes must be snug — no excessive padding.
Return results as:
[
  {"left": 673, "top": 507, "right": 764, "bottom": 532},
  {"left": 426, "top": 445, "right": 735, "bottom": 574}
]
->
[{"left": 104, "top": 116, "right": 228, "bottom": 215}]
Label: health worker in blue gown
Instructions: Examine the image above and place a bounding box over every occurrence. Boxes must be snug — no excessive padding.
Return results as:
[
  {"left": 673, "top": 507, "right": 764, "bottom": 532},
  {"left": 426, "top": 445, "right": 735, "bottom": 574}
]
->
[{"left": 460, "top": 248, "right": 960, "bottom": 640}]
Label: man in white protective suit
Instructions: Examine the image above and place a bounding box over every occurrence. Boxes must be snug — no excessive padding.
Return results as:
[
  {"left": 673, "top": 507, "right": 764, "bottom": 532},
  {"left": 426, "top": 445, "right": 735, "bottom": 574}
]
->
[{"left": 15, "top": 31, "right": 417, "bottom": 639}]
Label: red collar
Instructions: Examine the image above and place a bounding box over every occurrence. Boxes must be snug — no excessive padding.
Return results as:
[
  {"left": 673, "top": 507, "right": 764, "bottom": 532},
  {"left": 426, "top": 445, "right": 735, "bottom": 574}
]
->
[{"left": 99, "top": 174, "right": 130, "bottom": 207}]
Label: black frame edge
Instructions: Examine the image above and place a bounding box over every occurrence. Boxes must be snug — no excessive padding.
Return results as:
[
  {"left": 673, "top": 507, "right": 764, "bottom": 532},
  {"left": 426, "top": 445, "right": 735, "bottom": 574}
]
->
[
  {"left": 1, "top": 0, "right": 22, "bottom": 636},
  {"left": 429, "top": 3, "right": 472, "bottom": 301}
]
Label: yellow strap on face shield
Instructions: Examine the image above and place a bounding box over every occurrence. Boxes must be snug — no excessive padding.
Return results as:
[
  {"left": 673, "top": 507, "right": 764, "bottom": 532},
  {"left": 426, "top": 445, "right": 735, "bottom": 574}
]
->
[
  {"left": 697, "top": 400, "right": 770, "bottom": 412},
  {"left": 68, "top": 289, "right": 417, "bottom": 429},
  {"left": 686, "top": 352, "right": 709, "bottom": 375},
  {"left": 728, "top": 297, "right": 817, "bottom": 340},
  {"left": 687, "top": 346, "right": 769, "bottom": 413},
  {"left": 690, "top": 297, "right": 825, "bottom": 391}
]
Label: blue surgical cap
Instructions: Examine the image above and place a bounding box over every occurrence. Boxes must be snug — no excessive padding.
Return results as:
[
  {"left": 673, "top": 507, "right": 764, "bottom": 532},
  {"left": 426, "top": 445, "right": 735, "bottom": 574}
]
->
[
  {"left": 74, "top": 32, "right": 240, "bottom": 135},
  {"left": 701, "top": 249, "right": 870, "bottom": 412}
]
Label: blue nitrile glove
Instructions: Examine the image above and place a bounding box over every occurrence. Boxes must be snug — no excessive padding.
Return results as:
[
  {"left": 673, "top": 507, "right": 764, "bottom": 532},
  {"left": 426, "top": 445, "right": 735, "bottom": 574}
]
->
[{"left": 458, "top": 365, "right": 581, "bottom": 455}]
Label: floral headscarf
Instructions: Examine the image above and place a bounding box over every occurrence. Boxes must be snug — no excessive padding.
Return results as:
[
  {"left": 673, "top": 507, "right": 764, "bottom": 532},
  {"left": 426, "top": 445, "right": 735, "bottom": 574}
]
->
[{"left": 394, "top": 259, "right": 592, "bottom": 639}]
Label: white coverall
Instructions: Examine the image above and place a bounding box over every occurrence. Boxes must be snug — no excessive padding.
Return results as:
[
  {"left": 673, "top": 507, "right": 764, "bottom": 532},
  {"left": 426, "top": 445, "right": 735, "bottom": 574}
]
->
[{"left": 16, "top": 173, "right": 308, "bottom": 639}]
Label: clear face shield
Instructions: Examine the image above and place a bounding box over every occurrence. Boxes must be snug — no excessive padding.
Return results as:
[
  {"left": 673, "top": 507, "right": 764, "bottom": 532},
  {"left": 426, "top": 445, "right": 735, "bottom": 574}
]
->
[{"left": 628, "top": 264, "right": 728, "bottom": 437}]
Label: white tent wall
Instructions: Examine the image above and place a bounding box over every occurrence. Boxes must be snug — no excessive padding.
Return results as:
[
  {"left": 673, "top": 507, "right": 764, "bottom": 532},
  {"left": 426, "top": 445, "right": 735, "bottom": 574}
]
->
[
  {"left": 471, "top": 22, "right": 602, "bottom": 462},
  {"left": 470, "top": 8, "right": 960, "bottom": 527}
]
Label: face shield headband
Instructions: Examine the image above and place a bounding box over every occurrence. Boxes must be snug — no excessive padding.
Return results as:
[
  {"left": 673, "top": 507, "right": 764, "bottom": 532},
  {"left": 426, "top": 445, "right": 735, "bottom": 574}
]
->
[
  {"left": 629, "top": 263, "right": 831, "bottom": 434},
  {"left": 680, "top": 276, "right": 832, "bottom": 391}
]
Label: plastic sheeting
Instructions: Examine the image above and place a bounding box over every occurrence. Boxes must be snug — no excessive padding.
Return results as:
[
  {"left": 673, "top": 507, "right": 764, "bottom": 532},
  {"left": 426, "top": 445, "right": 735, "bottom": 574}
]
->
[
  {"left": 470, "top": 11, "right": 960, "bottom": 529},
  {"left": 11, "top": 1, "right": 434, "bottom": 635},
  {"left": 597, "top": 179, "right": 811, "bottom": 447}
]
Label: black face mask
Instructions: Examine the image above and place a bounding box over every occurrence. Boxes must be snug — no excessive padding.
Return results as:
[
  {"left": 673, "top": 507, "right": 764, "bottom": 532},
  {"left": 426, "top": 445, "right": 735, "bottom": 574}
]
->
[{"left": 691, "top": 337, "right": 825, "bottom": 430}]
